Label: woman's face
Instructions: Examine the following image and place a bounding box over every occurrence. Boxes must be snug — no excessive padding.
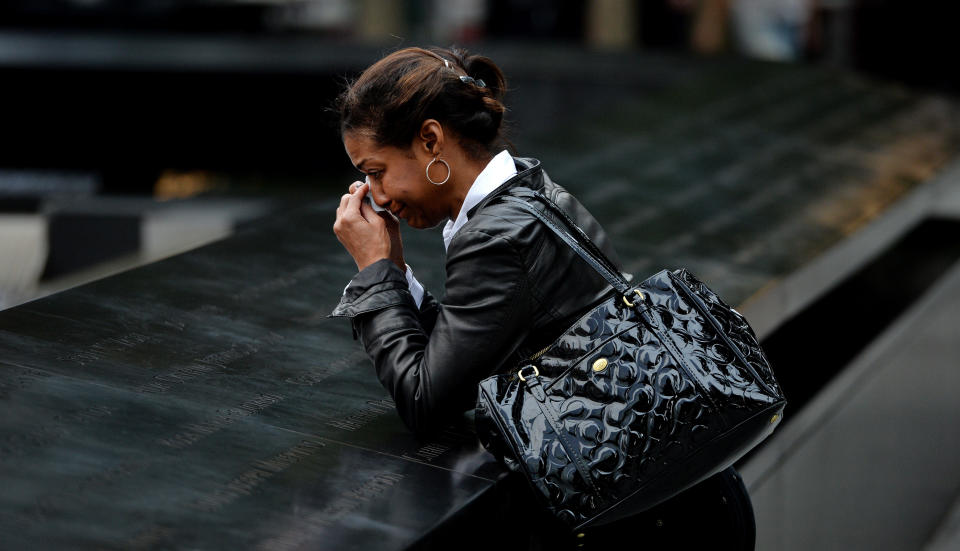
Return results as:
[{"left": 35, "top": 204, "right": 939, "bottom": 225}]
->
[{"left": 343, "top": 131, "right": 449, "bottom": 229}]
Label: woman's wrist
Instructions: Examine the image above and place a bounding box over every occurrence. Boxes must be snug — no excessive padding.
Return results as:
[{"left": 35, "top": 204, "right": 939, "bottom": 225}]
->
[
  {"left": 390, "top": 254, "right": 406, "bottom": 273},
  {"left": 355, "top": 254, "right": 407, "bottom": 274},
  {"left": 356, "top": 254, "right": 390, "bottom": 272}
]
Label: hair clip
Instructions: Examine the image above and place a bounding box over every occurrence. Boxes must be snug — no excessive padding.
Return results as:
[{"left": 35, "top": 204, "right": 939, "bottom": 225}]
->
[{"left": 459, "top": 75, "right": 487, "bottom": 88}]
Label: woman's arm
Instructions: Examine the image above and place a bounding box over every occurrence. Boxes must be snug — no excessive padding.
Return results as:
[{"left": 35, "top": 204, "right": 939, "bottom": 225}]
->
[
  {"left": 337, "top": 229, "right": 533, "bottom": 436},
  {"left": 402, "top": 265, "right": 442, "bottom": 334}
]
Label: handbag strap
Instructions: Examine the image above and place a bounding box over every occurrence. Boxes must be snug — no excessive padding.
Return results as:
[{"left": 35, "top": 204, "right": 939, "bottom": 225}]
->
[
  {"left": 500, "top": 189, "right": 632, "bottom": 296},
  {"left": 523, "top": 372, "right": 606, "bottom": 507},
  {"left": 510, "top": 188, "right": 624, "bottom": 282}
]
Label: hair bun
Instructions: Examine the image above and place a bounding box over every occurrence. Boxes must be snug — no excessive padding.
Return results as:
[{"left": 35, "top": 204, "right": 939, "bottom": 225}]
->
[
  {"left": 460, "top": 51, "right": 506, "bottom": 103},
  {"left": 339, "top": 46, "right": 510, "bottom": 158}
]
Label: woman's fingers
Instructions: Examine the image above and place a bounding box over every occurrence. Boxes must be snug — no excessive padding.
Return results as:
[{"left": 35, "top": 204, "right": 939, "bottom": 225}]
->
[
  {"left": 336, "top": 192, "right": 351, "bottom": 215},
  {"left": 336, "top": 181, "right": 369, "bottom": 219},
  {"left": 359, "top": 200, "right": 385, "bottom": 227},
  {"left": 345, "top": 182, "right": 370, "bottom": 220},
  {"left": 349, "top": 180, "right": 367, "bottom": 201},
  {"left": 332, "top": 180, "right": 392, "bottom": 272},
  {"left": 333, "top": 185, "right": 383, "bottom": 240}
]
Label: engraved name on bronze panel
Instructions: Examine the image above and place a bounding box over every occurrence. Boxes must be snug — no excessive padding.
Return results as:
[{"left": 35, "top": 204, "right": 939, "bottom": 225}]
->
[
  {"left": 400, "top": 426, "right": 475, "bottom": 464},
  {"left": 57, "top": 332, "right": 152, "bottom": 365},
  {"left": 192, "top": 439, "right": 326, "bottom": 512},
  {"left": 325, "top": 399, "right": 395, "bottom": 432},
  {"left": 159, "top": 393, "right": 284, "bottom": 449},
  {"left": 230, "top": 265, "right": 325, "bottom": 303},
  {"left": 135, "top": 332, "right": 284, "bottom": 394},
  {"left": 283, "top": 350, "right": 367, "bottom": 387}
]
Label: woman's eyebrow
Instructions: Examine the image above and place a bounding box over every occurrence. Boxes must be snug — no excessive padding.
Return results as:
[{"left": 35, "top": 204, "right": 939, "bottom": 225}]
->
[{"left": 356, "top": 159, "right": 371, "bottom": 171}]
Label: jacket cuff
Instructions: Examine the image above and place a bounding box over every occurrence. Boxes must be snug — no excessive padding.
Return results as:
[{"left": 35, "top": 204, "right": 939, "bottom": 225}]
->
[{"left": 329, "top": 258, "right": 414, "bottom": 318}]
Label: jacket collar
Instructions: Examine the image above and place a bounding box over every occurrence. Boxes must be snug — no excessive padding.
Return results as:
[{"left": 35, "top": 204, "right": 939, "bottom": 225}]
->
[{"left": 466, "top": 156, "right": 543, "bottom": 218}]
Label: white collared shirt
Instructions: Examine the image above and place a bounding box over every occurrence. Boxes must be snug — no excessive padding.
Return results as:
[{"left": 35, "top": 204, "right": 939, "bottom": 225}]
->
[
  {"left": 406, "top": 150, "right": 517, "bottom": 307},
  {"left": 442, "top": 150, "right": 517, "bottom": 251}
]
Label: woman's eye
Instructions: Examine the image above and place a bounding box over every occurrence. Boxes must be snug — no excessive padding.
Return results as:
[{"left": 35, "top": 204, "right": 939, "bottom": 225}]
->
[{"left": 367, "top": 171, "right": 382, "bottom": 181}]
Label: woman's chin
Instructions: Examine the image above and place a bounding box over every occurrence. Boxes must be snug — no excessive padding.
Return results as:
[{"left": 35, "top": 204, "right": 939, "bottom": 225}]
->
[{"left": 405, "top": 215, "right": 445, "bottom": 230}]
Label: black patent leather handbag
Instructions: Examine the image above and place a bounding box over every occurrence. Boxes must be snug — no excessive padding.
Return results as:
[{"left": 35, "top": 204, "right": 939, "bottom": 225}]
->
[{"left": 474, "top": 188, "right": 786, "bottom": 530}]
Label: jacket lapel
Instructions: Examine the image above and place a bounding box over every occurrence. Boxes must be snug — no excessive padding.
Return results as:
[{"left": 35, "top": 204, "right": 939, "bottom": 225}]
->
[{"left": 466, "top": 157, "right": 544, "bottom": 219}]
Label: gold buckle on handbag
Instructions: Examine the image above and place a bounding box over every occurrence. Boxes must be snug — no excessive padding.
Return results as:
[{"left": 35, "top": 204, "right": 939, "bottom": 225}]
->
[
  {"left": 622, "top": 289, "right": 645, "bottom": 307},
  {"left": 517, "top": 365, "right": 540, "bottom": 382}
]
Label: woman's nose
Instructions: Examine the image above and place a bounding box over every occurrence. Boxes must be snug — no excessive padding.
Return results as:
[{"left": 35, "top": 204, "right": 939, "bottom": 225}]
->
[{"left": 368, "top": 180, "right": 390, "bottom": 207}]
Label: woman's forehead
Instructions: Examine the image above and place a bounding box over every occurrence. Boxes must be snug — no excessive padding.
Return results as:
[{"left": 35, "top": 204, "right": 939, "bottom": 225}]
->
[
  {"left": 344, "top": 132, "right": 414, "bottom": 169},
  {"left": 343, "top": 132, "right": 381, "bottom": 168}
]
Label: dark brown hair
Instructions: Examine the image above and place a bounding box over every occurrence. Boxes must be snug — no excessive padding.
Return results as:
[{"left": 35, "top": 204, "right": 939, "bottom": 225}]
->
[{"left": 337, "top": 46, "right": 508, "bottom": 159}]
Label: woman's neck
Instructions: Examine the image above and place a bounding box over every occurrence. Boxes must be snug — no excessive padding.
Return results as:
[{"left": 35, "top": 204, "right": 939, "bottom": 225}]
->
[{"left": 445, "top": 152, "right": 494, "bottom": 221}]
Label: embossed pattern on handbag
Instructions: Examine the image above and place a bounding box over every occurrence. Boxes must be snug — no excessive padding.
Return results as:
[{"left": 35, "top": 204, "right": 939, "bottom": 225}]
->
[{"left": 475, "top": 189, "right": 786, "bottom": 530}]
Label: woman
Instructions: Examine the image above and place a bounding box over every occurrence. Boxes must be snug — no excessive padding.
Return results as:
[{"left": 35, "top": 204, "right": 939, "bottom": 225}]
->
[
  {"left": 330, "top": 46, "right": 754, "bottom": 550},
  {"left": 330, "top": 46, "right": 620, "bottom": 435}
]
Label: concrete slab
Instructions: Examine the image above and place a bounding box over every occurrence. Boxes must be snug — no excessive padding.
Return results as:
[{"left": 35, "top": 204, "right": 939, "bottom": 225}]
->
[
  {"left": 925, "top": 490, "right": 960, "bottom": 551},
  {"left": 741, "top": 259, "right": 960, "bottom": 550},
  {"left": 0, "top": 215, "right": 46, "bottom": 309}
]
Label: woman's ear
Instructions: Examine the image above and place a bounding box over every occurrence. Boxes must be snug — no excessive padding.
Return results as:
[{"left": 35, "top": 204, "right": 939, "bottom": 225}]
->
[{"left": 417, "top": 119, "right": 445, "bottom": 156}]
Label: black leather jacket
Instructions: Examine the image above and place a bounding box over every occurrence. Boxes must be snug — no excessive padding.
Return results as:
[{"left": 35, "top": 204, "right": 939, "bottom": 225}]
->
[{"left": 331, "top": 157, "right": 621, "bottom": 435}]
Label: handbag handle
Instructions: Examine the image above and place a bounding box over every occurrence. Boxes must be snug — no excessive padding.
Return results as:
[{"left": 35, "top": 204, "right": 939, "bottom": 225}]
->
[{"left": 500, "top": 189, "right": 632, "bottom": 296}]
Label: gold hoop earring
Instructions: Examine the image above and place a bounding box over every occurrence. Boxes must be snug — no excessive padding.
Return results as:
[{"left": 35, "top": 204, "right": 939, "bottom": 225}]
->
[{"left": 426, "top": 156, "right": 451, "bottom": 186}]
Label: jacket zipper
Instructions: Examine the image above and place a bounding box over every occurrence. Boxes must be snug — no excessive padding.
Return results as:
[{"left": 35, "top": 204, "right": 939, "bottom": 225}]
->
[{"left": 528, "top": 343, "right": 552, "bottom": 361}]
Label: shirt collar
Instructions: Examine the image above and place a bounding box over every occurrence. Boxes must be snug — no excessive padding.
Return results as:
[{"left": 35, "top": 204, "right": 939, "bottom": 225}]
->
[{"left": 442, "top": 150, "right": 517, "bottom": 251}]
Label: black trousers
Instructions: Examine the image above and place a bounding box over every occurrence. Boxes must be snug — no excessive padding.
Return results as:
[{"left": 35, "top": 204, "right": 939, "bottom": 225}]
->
[
  {"left": 410, "top": 467, "right": 754, "bottom": 551},
  {"left": 523, "top": 467, "right": 756, "bottom": 551}
]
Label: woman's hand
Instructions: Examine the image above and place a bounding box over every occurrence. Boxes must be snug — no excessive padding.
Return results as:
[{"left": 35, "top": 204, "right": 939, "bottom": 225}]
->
[{"left": 334, "top": 182, "right": 405, "bottom": 273}]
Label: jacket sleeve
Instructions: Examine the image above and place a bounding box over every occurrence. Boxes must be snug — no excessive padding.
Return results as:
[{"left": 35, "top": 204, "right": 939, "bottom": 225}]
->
[
  {"left": 417, "top": 290, "right": 441, "bottom": 335},
  {"left": 330, "top": 259, "right": 440, "bottom": 332},
  {"left": 330, "top": 230, "right": 534, "bottom": 436}
]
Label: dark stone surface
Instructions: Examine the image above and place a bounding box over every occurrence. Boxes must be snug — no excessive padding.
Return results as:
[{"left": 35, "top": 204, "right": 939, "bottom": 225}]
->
[
  {"left": 507, "top": 57, "right": 960, "bottom": 306},
  {"left": 0, "top": 203, "right": 502, "bottom": 550}
]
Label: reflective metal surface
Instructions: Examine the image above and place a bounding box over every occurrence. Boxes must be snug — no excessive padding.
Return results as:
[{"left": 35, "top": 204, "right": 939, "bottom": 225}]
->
[{"left": 0, "top": 201, "right": 503, "bottom": 549}]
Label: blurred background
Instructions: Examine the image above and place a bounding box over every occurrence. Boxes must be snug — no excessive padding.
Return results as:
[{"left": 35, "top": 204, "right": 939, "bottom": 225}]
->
[
  {"left": 1, "top": 0, "right": 957, "bottom": 309},
  {"left": 1, "top": 2, "right": 959, "bottom": 549}
]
